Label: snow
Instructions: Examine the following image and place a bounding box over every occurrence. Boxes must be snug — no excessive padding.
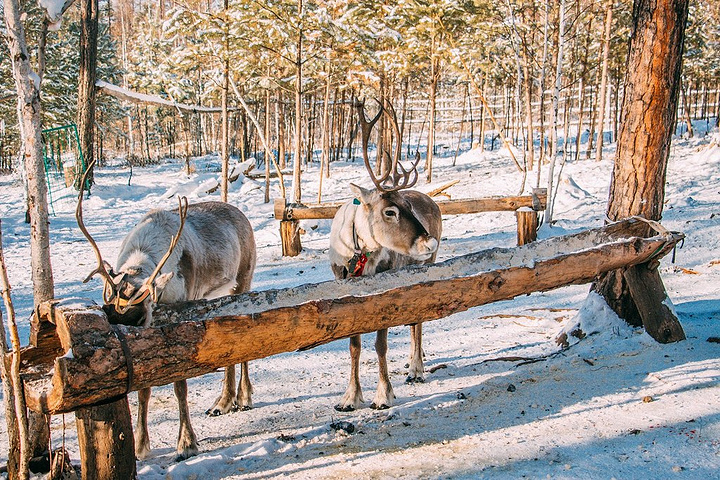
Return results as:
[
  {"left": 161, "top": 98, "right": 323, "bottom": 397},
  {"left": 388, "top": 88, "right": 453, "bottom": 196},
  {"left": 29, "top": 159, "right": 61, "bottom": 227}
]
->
[
  {"left": 1, "top": 129, "right": 719, "bottom": 479},
  {"left": 37, "top": 0, "right": 65, "bottom": 21}
]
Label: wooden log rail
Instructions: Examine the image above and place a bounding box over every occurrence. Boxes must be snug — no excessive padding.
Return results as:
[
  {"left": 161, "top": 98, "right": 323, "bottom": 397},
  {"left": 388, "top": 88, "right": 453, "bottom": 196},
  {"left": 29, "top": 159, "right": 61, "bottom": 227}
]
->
[
  {"left": 18, "top": 217, "right": 682, "bottom": 415},
  {"left": 275, "top": 188, "right": 548, "bottom": 256}
]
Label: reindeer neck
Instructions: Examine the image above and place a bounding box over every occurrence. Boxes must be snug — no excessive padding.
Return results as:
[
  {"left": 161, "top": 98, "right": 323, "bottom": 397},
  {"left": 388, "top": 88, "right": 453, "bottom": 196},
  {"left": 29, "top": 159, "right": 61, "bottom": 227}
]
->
[{"left": 351, "top": 206, "right": 381, "bottom": 254}]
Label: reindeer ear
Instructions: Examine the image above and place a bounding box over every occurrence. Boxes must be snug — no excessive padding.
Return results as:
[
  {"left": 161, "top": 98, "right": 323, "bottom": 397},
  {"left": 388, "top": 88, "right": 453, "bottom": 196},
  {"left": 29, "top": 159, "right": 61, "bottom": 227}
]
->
[
  {"left": 349, "top": 183, "right": 377, "bottom": 205},
  {"left": 153, "top": 272, "right": 174, "bottom": 291}
]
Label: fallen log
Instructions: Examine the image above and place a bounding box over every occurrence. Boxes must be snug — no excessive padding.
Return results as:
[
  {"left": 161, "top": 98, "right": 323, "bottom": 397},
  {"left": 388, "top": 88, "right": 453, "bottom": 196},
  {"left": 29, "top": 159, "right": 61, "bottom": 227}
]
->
[{"left": 19, "top": 218, "right": 682, "bottom": 415}]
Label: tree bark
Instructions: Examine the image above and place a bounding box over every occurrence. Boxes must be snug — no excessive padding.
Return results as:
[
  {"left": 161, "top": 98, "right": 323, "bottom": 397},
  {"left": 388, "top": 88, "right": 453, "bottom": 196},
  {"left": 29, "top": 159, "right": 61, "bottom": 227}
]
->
[
  {"left": 5, "top": 3, "right": 55, "bottom": 469},
  {"left": 595, "top": 1, "right": 613, "bottom": 161},
  {"left": 426, "top": 41, "right": 440, "bottom": 183},
  {"left": 592, "top": 0, "right": 689, "bottom": 340},
  {"left": 78, "top": 0, "right": 98, "bottom": 186},
  {"left": 220, "top": 0, "right": 230, "bottom": 203},
  {"left": 292, "top": 0, "right": 303, "bottom": 203}
]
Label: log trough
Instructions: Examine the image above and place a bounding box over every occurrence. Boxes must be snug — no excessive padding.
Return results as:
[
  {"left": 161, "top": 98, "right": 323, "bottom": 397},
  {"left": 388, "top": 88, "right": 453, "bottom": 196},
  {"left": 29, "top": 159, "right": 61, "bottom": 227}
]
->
[{"left": 18, "top": 217, "right": 683, "bottom": 416}]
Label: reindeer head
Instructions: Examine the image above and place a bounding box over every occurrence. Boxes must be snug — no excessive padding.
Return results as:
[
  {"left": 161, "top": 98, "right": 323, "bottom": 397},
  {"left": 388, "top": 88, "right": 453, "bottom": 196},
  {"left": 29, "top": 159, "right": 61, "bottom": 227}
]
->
[
  {"left": 75, "top": 162, "right": 188, "bottom": 325},
  {"left": 352, "top": 99, "right": 439, "bottom": 260}
]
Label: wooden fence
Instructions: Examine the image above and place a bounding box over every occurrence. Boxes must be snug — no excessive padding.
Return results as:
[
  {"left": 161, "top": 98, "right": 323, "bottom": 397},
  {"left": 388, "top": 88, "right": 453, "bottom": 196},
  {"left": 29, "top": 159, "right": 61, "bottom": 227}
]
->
[{"left": 275, "top": 188, "right": 548, "bottom": 256}]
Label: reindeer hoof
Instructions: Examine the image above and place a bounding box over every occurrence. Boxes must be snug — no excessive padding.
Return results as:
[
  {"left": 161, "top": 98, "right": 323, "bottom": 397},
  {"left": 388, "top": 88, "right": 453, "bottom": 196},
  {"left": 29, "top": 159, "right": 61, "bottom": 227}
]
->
[
  {"left": 174, "top": 452, "right": 195, "bottom": 462},
  {"left": 206, "top": 402, "right": 240, "bottom": 417},
  {"left": 370, "top": 402, "right": 390, "bottom": 410},
  {"left": 405, "top": 375, "right": 425, "bottom": 384},
  {"left": 174, "top": 446, "right": 199, "bottom": 462},
  {"left": 240, "top": 405, "right": 253, "bottom": 411},
  {"left": 334, "top": 404, "right": 356, "bottom": 412}
]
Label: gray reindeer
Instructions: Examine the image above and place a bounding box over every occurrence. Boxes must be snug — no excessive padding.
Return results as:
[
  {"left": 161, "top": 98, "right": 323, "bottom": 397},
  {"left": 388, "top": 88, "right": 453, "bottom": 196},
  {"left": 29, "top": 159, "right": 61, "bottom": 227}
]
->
[
  {"left": 77, "top": 183, "right": 256, "bottom": 460},
  {"left": 329, "top": 101, "right": 443, "bottom": 411}
]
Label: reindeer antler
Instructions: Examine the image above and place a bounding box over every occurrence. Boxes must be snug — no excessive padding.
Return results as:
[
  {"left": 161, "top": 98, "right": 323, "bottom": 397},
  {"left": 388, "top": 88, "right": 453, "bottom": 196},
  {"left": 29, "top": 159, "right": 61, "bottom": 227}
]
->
[
  {"left": 382, "top": 101, "right": 419, "bottom": 191},
  {"left": 76, "top": 159, "right": 117, "bottom": 303},
  {"left": 143, "top": 195, "right": 188, "bottom": 297},
  {"left": 356, "top": 99, "right": 418, "bottom": 193}
]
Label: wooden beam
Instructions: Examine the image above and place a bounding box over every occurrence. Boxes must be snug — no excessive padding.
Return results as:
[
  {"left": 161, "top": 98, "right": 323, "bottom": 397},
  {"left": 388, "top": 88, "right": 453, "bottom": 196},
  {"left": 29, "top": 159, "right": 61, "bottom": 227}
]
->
[
  {"left": 20, "top": 218, "right": 681, "bottom": 415},
  {"left": 274, "top": 189, "right": 548, "bottom": 221}
]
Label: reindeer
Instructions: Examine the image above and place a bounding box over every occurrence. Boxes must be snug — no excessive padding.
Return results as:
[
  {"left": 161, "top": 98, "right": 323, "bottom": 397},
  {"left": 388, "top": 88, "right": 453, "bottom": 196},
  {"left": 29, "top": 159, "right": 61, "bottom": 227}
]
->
[
  {"left": 76, "top": 173, "right": 256, "bottom": 460},
  {"left": 329, "top": 101, "right": 442, "bottom": 411}
]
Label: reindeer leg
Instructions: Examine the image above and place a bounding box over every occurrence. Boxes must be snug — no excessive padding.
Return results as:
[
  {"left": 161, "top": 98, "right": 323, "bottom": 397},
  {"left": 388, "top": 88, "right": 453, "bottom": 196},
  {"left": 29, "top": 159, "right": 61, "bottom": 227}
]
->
[
  {"left": 406, "top": 323, "right": 425, "bottom": 383},
  {"left": 371, "top": 328, "right": 396, "bottom": 409},
  {"left": 206, "top": 365, "right": 239, "bottom": 416},
  {"left": 134, "top": 387, "right": 152, "bottom": 460},
  {"left": 236, "top": 361, "right": 253, "bottom": 410},
  {"left": 174, "top": 380, "right": 199, "bottom": 460},
  {"left": 335, "top": 335, "right": 364, "bottom": 411}
]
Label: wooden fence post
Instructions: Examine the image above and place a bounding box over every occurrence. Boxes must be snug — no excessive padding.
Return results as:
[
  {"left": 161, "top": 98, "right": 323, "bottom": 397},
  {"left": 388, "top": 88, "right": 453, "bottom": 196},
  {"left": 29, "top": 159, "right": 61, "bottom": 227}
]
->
[
  {"left": 515, "top": 207, "right": 538, "bottom": 245},
  {"left": 280, "top": 220, "right": 302, "bottom": 257},
  {"left": 75, "top": 396, "right": 137, "bottom": 480},
  {"left": 275, "top": 198, "right": 302, "bottom": 256}
]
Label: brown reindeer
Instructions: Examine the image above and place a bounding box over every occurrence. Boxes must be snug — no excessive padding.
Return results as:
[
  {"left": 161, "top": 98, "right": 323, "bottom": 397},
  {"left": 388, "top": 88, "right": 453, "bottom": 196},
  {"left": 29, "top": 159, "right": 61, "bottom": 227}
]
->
[
  {"left": 329, "top": 100, "right": 442, "bottom": 411},
  {"left": 76, "top": 171, "right": 256, "bottom": 460}
]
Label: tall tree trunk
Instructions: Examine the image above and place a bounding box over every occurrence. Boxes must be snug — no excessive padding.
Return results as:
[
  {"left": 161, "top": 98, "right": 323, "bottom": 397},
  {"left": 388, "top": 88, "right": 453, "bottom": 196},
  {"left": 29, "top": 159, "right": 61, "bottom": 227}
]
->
[
  {"left": 426, "top": 43, "right": 440, "bottom": 183},
  {"left": 680, "top": 79, "right": 694, "bottom": 137},
  {"left": 78, "top": 0, "right": 98, "bottom": 183},
  {"left": 265, "top": 69, "right": 272, "bottom": 203},
  {"left": 592, "top": 0, "right": 689, "bottom": 334},
  {"left": 4, "top": 1, "right": 55, "bottom": 476},
  {"left": 537, "top": 0, "right": 549, "bottom": 186},
  {"left": 318, "top": 63, "right": 331, "bottom": 203},
  {"left": 276, "top": 90, "right": 286, "bottom": 170},
  {"left": 292, "top": 0, "right": 303, "bottom": 203},
  {"left": 546, "top": 0, "right": 567, "bottom": 224},
  {"left": 595, "top": 1, "right": 613, "bottom": 161},
  {"left": 220, "top": 0, "right": 230, "bottom": 202}
]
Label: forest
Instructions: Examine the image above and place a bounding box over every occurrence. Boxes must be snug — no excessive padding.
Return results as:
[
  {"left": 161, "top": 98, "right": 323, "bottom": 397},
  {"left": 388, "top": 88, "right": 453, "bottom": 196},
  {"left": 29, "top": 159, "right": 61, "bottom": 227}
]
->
[{"left": 1, "top": 0, "right": 719, "bottom": 191}]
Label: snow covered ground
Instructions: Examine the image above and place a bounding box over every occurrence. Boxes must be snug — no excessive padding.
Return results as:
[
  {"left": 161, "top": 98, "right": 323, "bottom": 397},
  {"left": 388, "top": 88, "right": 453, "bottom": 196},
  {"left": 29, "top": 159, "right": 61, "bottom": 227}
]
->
[{"left": 1, "top": 131, "right": 719, "bottom": 479}]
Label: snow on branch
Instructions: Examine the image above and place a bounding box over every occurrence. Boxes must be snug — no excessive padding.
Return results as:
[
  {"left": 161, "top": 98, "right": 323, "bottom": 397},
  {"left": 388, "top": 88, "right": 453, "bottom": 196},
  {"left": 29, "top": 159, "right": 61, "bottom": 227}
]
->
[
  {"left": 39, "top": 0, "right": 75, "bottom": 23},
  {"left": 95, "top": 80, "right": 237, "bottom": 114}
]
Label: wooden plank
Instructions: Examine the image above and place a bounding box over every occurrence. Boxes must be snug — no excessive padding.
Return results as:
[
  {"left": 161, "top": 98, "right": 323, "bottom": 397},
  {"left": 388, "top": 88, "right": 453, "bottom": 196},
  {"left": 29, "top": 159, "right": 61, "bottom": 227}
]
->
[
  {"left": 21, "top": 218, "right": 682, "bottom": 414},
  {"left": 274, "top": 189, "right": 548, "bottom": 221}
]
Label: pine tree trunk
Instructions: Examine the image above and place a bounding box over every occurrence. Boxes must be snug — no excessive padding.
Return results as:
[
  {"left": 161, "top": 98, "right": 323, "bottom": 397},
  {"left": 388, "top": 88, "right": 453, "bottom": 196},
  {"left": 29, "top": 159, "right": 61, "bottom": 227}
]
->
[
  {"left": 592, "top": 0, "right": 689, "bottom": 339},
  {"left": 546, "top": 0, "right": 567, "bottom": 224},
  {"left": 595, "top": 1, "right": 613, "bottom": 161},
  {"left": 265, "top": 74, "right": 272, "bottom": 203},
  {"left": 220, "top": 1, "right": 230, "bottom": 202},
  {"left": 426, "top": 52, "right": 440, "bottom": 183},
  {"left": 318, "top": 65, "right": 331, "bottom": 203},
  {"left": 292, "top": 0, "right": 303, "bottom": 203}
]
